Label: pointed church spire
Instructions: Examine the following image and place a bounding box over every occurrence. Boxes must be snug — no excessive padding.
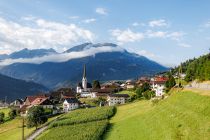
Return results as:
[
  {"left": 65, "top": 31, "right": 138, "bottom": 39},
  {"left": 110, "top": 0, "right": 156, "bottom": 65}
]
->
[{"left": 83, "top": 64, "right": 86, "bottom": 78}]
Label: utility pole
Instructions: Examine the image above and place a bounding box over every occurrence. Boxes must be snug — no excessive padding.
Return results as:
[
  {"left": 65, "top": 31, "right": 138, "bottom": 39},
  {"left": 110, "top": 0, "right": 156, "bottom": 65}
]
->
[{"left": 22, "top": 117, "right": 24, "bottom": 140}]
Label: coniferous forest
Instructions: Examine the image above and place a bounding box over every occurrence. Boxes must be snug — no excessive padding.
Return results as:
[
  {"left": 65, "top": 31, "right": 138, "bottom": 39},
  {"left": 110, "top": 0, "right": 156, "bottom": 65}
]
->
[{"left": 172, "top": 52, "right": 210, "bottom": 82}]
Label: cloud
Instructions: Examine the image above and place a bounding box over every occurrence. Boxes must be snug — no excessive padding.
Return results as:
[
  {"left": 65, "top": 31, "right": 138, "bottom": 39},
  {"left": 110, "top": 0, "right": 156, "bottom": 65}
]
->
[
  {"left": 69, "top": 16, "right": 79, "bottom": 19},
  {"left": 110, "top": 29, "right": 144, "bottom": 44},
  {"left": 0, "top": 17, "right": 95, "bottom": 54},
  {"left": 146, "top": 30, "right": 167, "bottom": 38},
  {"left": 96, "top": 8, "right": 108, "bottom": 15},
  {"left": 204, "top": 21, "right": 210, "bottom": 28},
  {"left": 110, "top": 28, "right": 184, "bottom": 44},
  {"left": 137, "top": 50, "right": 156, "bottom": 58},
  {"left": 146, "top": 30, "right": 184, "bottom": 40},
  {"left": 132, "top": 22, "right": 145, "bottom": 27},
  {"left": 178, "top": 43, "right": 191, "bottom": 48},
  {"left": 149, "top": 19, "right": 168, "bottom": 27},
  {"left": 83, "top": 18, "right": 96, "bottom": 23},
  {"left": 0, "top": 46, "right": 124, "bottom": 66}
]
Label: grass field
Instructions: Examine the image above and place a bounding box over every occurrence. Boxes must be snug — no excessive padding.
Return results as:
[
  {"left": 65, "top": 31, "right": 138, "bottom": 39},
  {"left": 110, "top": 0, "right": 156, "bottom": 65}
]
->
[
  {"left": 38, "top": 120, "right": 108, "bottom": 140},
  {"left": 37, "top": 107, "right": 115, "bottom": 140},
  {"left": 105, "top": 90, "right": 210, "bottom": 140},
  {"left": 0, "top": 114, "right": 62, "bottom": 140},
  {"left": 0, "top": 108, "right": 11, "bottom": 119},
  {"left": 0, "top": 117, "right": 35, "bottom": 140}
]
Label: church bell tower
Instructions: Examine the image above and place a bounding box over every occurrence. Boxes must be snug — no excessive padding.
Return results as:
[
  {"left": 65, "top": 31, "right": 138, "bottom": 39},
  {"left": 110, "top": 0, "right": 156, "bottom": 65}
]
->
[{"left": 82, "top": 64, "right": 87, "bottom": 90}]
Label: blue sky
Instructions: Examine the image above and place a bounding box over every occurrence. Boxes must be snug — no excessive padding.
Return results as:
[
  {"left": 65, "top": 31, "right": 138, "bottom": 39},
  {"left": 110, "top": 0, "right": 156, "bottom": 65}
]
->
[{"left": 0, "top": 0, "right": 210, "bottom": 66}]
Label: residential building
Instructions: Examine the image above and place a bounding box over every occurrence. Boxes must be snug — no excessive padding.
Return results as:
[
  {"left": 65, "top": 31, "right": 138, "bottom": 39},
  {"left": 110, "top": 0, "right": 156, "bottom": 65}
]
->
[
  {"left": 151, "top": 77, "right": 168, "bottom": 96},
  {"left": 63, "top": 98, "right": 80, "bottom": 112},
  {"left": 107, "top": 94, "right": 129, "bottom": 106}
]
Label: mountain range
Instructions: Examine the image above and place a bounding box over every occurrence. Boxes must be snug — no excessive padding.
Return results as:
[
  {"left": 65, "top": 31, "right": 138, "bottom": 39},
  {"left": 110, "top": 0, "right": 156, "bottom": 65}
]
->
[
  {"left": 0, "top": 43, "right": 168, "bottom": 89},
  {"left": 0, "top": 73, "right": 48, "bottom": 101}
]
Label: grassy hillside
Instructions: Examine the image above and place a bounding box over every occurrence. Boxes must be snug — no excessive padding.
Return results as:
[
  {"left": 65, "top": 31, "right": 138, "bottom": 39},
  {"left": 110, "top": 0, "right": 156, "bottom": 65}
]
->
[
  {"left": 105, "top": 91, "right": 210, "bottom": 140},
  {"left": 0, "top": 117, "right": 35, "bottom": 140}
]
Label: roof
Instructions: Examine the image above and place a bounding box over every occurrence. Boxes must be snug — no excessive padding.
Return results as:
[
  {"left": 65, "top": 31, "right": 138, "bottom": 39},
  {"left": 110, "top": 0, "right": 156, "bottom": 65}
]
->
[
  {"left": 25, "top": 95, "right": 48, "bottom": 103},
  {"left": 31, "top": 98, "right": 53, "bottom": 106},
  {"left": 77, "top": 82, "right": 92, "bottom": 89},
  {"left": 108, "top": 94, "right": 129, "bottom": 98},
  {"left": 65, "top": 98, "right": 79, "bottom": 104},
  {"left": 90, "top": 88, "right": 115, "bottom": 93}
]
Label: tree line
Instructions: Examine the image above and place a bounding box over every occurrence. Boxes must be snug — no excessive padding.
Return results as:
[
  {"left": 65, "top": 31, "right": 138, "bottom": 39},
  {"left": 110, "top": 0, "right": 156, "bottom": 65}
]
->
[{"left": 171, "top": 53, "right": 210, "bottom": 82}]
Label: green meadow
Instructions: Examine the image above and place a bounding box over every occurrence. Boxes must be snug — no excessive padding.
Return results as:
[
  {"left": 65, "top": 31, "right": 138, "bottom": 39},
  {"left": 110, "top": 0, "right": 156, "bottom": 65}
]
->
[{"left": 105, "top": 91, "right": 210, "bottom": 140}]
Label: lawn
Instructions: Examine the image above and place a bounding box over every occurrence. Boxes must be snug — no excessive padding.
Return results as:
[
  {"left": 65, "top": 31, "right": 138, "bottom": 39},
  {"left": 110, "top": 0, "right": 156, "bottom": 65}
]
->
[{"left": 105, "top": 90, "right": 210, "bottom": 140}]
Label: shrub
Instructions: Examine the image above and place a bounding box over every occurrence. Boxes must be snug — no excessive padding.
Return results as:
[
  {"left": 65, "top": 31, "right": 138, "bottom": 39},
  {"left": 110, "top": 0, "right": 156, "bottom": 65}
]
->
[
  {"left": 143, "top": 91, "right": 155, "bottom": 100},
  {"left": 8, "top": 109, "right": 17, "bottom": 120},
  {"left": 0, "top": 112, "right": 5, "bottom": 123}
]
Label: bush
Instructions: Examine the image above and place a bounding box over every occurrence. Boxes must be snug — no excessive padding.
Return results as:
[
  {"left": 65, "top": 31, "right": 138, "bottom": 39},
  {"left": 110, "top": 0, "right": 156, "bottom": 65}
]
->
[
  {"left": 142, "top": 91, "right": 155, "bottom": 100},
  {"left": 8, "top": 109, "right": 17, "bottom": 120},
  {"left": 0, "top": 112, "right": 5, "bottom": 123},
  {"left": 44, "top": 108, "right": 53, "bottom": 115}
]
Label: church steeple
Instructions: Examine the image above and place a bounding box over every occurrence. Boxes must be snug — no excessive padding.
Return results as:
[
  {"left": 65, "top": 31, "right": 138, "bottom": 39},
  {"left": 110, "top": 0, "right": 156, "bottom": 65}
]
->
[
  {"left": 82, "top": 64, "right": 87, "bottom": 90},
  {"left": 83, "top": 64, "right": 86, "bottom": 78}
]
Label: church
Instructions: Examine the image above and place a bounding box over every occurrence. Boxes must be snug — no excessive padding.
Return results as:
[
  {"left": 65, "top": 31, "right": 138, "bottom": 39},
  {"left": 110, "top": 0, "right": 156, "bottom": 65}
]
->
[{"left": 76, "top": 65, "right": 92, "bottom": 97}]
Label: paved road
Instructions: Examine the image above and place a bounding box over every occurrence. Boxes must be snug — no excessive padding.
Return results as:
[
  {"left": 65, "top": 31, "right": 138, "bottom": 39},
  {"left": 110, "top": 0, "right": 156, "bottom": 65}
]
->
[{"left": 27, "top": 126, "right": 48, "bottom": 140}]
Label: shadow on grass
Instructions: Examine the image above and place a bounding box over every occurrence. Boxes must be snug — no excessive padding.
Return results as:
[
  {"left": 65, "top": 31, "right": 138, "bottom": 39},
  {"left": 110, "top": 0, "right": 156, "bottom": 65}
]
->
[{"left": 101, "top": 122, "right": 114, "bottom": 140}]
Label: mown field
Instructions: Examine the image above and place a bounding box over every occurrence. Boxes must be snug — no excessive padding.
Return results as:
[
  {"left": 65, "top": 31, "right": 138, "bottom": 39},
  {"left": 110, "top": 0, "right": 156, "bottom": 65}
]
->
[
  {"left": 105, "top": 90, "right": 210, "bottom": 140},
  {"left": 0, "top": 111, "right": 61, "bottom": 140},
  {"left": 37, "top": 106, "right": 116, "bottom": 140},
  {"left": 0, "top": 117, "right": 35, "bottom": 140}
]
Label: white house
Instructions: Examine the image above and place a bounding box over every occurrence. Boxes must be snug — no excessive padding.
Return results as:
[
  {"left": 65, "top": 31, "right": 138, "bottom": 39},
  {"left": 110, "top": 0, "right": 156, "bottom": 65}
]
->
[
  {"left": 63, "top": 98, "right": 79, "bottom": 112},
  {"left": 125, "top": 80, "right": 135, "bottom": 89},
  {"left": 107, "top": 94, "right": 129, "bottom": 106},
  {"left": 151, "top": 77, "right": 168, "bottom": 97}
]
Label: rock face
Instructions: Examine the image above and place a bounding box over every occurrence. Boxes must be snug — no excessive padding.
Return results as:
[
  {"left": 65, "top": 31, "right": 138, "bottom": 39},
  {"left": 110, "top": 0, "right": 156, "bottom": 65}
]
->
[{"left": 0, "top": 43, "right": 167, "bottom": 89}]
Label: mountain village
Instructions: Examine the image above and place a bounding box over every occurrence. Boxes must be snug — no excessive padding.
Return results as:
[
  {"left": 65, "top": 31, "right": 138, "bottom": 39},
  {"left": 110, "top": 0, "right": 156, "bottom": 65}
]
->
[{"left": 0, "top": 64, "right": 170, "bottom": 116}]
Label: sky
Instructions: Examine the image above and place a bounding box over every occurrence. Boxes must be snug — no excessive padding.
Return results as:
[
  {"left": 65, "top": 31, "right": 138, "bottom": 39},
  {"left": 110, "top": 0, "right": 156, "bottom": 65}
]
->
[{"left": 0, "top": 0, "right": 210, "bottom": 67}]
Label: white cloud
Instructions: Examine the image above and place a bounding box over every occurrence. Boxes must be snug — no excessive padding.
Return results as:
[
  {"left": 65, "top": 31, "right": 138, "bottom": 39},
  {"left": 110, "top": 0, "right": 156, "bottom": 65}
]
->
[
  {"left": 110, "top": 29, "right": 144, "bottom": 45},
  {"left": 83, "top": 18, "right": 96, "bottom": 23},
  {"left": 137, "top": 50, "right": 156, "bottom": 58},
  {"left": 149, "top": 19, "right": 168, "bottom": 27},
  {"left": 166, "top": 31, "right": 185, "bottom": 41},
  {"left": 69, "top": 16, "right": 79, "bottom": 19},
  {"left": 132, "top": 22, "right": 145, "bottom": 27},
  {"left": 146, "top": 30, "right": 167, "bottom": 38},
  {"left": 110, "top": 28, "right": 184, "bottom": 44},
  {"left": 0, "top": 46, "right": 124, "bottom": 66},
  {"left": 132, "top": 22, "right": 139, "bottom": 26},
  {"left": 0, "top": 17, "right": 95, "bottom": 54},
  {"left": 96, "top": 8, "right": 108, "bottom": 15},
  {"left": 178, "top": 43, "right": 191, "bottom": 48},
  {"left": 204, "top": 21, "right": 210, "bottom": 28}
]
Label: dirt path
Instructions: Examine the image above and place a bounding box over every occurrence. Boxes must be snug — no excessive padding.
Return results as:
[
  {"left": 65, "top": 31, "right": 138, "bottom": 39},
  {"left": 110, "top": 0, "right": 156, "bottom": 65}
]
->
[
  {"left": 26, "top": 115, "right": 62, "bottom": 140},
  {"left": 27, "top": 126, "right": 48, "bottom": 140},
  {"left": 184, "top": 87, "right": 210, "bottom": 96}
]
